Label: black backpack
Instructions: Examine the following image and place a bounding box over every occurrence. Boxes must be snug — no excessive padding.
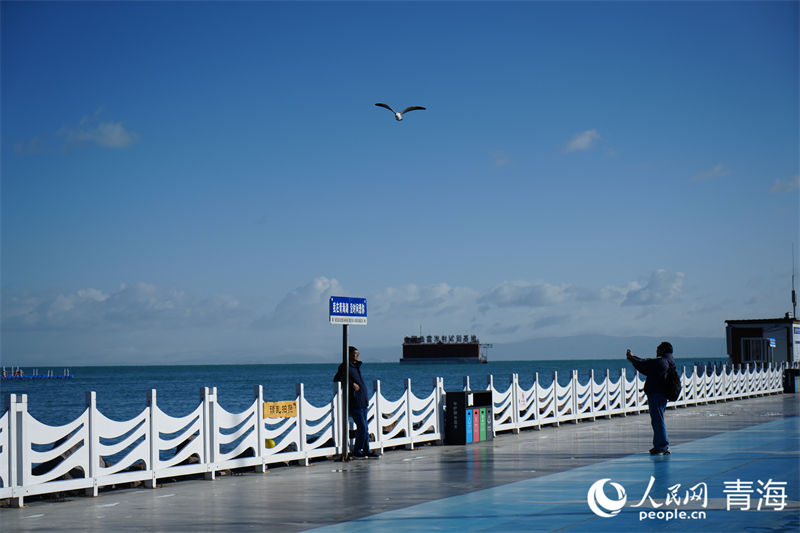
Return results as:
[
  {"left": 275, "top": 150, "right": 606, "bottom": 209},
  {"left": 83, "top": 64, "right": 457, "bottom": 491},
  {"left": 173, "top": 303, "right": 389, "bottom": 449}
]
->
[{"left": 662, "top": 363, "right": 681, "bottom": 402}]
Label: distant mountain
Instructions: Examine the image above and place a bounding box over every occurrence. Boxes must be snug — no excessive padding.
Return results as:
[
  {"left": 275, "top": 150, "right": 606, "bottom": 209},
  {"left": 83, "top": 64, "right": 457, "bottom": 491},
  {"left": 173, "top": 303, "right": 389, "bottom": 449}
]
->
[{"left": 364, "top": 334, "right": 728, "bottom": 363}]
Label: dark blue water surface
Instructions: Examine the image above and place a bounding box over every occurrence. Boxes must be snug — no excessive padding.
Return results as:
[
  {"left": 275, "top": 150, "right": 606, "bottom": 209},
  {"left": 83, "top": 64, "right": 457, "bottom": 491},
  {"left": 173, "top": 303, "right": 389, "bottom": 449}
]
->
[{"left": 1, "top": 358, "right": 725, "bottom": 427}]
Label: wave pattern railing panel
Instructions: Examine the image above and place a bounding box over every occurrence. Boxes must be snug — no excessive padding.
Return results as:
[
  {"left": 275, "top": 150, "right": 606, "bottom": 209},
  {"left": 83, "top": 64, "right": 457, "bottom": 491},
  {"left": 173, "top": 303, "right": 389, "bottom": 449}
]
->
[{"left": 1, "top": 362, "right": 794, "bottom": 506}]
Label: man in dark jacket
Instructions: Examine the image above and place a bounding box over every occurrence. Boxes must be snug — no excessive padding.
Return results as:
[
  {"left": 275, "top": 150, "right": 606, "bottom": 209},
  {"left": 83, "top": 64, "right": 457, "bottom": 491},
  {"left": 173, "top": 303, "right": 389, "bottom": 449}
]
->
[
  {"left": 334, "top": 346, "right": 378, "bottom": 458},
  {"left": 627, "top": 342, "right": 675, "bottom": 455}
]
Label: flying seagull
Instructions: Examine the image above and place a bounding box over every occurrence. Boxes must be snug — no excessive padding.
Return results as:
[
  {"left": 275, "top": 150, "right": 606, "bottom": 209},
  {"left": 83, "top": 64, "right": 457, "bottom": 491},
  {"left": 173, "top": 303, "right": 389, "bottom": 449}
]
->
[{"left": 375, "top": 103, "right": 426, "bottom": 121}]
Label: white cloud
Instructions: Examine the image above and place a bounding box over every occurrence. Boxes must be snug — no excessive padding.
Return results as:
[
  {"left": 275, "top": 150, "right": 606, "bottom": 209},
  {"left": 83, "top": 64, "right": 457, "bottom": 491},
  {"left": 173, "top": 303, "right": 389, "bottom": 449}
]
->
[
  {"left": 2, "top": 270, "right": 727, "bottom": 365},
  {"left": 57, "top": 107, "right": 139, "bottom": 151},
  {"left": 253, "top": 276, "right": 345, "bottom": 328},
  {"left": 691, "top": 164, "right": 731, "bottom": 181},
  {"left": 621, "top": 270, "right": 685, "bottom": 307},
  {"left": 370, "top": 283, "right": 478, "bottom": 318},
  {"left": 2, "top": 283, "right": 251, "bottom": 331},
  {"left": 478, "top": 280, "right": 573, "bottom": 308},
  {"left": 563, "top": 129, "right": 601, "bottom": 153},
  {"left": 768, "top": 174, "right": 800, "bottom": 193}
]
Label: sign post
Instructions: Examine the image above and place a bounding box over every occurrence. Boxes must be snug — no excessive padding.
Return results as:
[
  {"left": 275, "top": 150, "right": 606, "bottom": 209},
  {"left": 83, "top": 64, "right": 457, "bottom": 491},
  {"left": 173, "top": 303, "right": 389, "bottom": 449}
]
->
[{"left": 329, "top": 296, "right": 367, "bottom": 460}]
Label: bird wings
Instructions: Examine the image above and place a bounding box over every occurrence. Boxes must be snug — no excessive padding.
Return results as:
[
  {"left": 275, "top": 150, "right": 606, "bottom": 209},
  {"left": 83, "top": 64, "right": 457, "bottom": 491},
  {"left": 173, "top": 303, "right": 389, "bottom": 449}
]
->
[{"left": 375, "top": 103, "right": 426, "bottom": 115}]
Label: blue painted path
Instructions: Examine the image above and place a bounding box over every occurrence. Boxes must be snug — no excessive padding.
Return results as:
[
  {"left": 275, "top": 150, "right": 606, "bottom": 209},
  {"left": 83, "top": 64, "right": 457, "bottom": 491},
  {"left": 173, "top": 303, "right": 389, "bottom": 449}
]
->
[{"left": 310, "top": 417, "right": 799, "bottom": 532}]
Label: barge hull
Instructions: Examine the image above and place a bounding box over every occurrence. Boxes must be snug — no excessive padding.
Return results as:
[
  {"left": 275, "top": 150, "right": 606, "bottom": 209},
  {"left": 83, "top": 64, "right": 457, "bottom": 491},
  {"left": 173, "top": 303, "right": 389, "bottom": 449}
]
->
[
  {"left": 400, "top": 357, "right": 484, "bottom": 365},
  {"left": 401, "top": 337, "right": 486, "bottom": 364}
]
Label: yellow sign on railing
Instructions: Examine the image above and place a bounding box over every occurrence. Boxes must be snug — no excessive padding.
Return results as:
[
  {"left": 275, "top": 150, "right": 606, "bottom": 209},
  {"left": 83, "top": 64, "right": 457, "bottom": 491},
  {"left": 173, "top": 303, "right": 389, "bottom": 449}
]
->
[{"left": 263, "top": 401, "right": 297, "bottom": 419}]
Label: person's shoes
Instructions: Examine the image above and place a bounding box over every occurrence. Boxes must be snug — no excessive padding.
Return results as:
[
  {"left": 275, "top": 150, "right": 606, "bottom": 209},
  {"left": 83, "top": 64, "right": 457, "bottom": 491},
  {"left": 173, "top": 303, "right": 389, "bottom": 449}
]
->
[
  {"left": 350, "top": 452, "right": 366, "bottom": 459},
  {"left": 365, "top": 451, "right": 381, "bottom": 458},
  {"left": 649, "top": 448, "right": 671, "bottom": 455}
]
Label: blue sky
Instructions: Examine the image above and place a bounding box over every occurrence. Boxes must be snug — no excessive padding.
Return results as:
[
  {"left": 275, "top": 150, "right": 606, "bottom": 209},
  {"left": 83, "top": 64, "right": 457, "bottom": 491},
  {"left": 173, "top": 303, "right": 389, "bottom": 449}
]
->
[{"left": 2, "top": 1, "right": 798, "bottom": 366}]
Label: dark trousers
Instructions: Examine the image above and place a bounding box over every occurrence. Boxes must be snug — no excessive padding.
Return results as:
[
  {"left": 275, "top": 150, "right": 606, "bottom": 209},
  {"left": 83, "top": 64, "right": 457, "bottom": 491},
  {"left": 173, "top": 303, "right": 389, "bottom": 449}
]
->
[
  {"left": 349, "top": 407, "right": 369, "bottom": 455},
  {"left": 648, "top": 392, "right": 669, "bottom": 450}
]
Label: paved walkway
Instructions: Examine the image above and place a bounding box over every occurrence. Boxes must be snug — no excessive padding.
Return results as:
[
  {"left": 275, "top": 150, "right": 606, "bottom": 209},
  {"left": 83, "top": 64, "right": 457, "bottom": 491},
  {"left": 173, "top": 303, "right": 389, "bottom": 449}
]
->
[{"left": 2, "top": 394, "right": 798, "bottom": 532}]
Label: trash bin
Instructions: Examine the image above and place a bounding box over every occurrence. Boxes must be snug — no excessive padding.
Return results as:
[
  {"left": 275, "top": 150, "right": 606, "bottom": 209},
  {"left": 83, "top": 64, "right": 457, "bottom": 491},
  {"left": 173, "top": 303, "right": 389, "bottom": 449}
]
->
[
  {"left": 444, "top": 391, "right": 493, "bottom": 445},
  {"left": 784, "top": 368, "right": 800, "bottom": 393}
]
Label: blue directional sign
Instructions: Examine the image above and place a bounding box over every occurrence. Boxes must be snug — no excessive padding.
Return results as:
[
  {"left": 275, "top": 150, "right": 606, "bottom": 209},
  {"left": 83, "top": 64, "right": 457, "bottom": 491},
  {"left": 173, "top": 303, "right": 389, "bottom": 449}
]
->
[{"left": 329, "top": 296, "right": 367, "bottom": 325}]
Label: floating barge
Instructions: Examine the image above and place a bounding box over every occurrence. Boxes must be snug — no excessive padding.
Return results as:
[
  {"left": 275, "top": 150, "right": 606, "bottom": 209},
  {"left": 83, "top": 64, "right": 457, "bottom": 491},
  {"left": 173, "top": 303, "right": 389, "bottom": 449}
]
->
[{"left": 400, "top": 334, "right": 488, "bottom": 364}]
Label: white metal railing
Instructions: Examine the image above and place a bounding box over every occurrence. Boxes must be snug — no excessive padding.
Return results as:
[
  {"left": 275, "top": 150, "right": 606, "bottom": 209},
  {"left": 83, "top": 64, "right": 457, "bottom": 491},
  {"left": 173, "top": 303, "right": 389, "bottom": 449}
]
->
[
  {"left": 491, "top": 362, "right": 791, "bottom": 434},
  {"left": 1, "top": 362, "right": 793, "bottom": 506}
]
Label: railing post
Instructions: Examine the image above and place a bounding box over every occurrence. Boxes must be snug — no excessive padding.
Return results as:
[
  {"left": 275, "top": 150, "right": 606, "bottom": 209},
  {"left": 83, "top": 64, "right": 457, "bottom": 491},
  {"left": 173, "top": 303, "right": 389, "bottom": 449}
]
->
[
  {"left": 296, "top": 383, "right": 309, "bottom": 465},
  {"left": 711, "top": 364, "right": 719, "bottom": 402},
  {"left": 753, "top": 364, "right": 758, "bottom": 395},
  {"left": 254, "top": 385, "right": 266, "bottom": 473},
  {"left": 5, "top": 394, "right": 28, "bottom": 507},
  {"left": 769, "top": 363, "right": 778, "bottom": 394},
  {"left": 552, "top": 371, "right": 560, "bottom": 427},
  {"left": 511, "top": 373, "right": 520, "bottom": 433},
  {"left": 145, "top": 389, "right": 158, "bottom": 488},
  {"left": 620, "top": 368, "right": 627, "bottom": 417},
  {"left": 533, "top": 373, "right": 541, "bottom": 430},
  {"left": 710, "top": 364, "right": 719, "bottom": 402},
  {"left": 486, "top": 375, "right": 495, "bottom": 436},
  {"left": 766, "top": 364, "right": 772, "bottom": 393},
  {"left": 769, "top": 364, "right": 774, "bottom": 393},
  {"left": 85, "top": 392, "right": 99, "bottom": 497},
  {"left": 756, "top": 364, "right": 762, "bottom": 396},
  {"left": 773, "top": 363, "right": 780, "bottom": 393},
  {"left": 722, "top": 363, "right": 728, "bottom": 398},
  {"left": 333, "top": 381, "right": 343, "bottom": 455},
  {"left": 741, "top": 364, "right": 747, "bottom": 398},
  {"left": 604, "top": 370, "right": 612, "bottom": 418},
  {"left": 589, "top": 370, "right": 597, "bottom": 421},
  {"left": 433, "top": 377, "right": 444, "bottom": 445},
  {"left": 756, "top": 364, "right": 761, "bottom": 395},
  {"left": 404, "top": 379, "right": 414, "bottom": 450},
  {"left": 201, "top": 387, "right": 217, "bottom": 480},
  {"left": 741, "top": 364, "right": 747, "bottom": 397},
  {"left": 678, "top": 366, "right": 689, "bottom": 407},
  {"left": 736, "top": 364, "right": 742, "bottom": 398},
  {"left": 571, "top": 370, "right": 579, "bottom": 424},
  {"left": 373, "top": 379, "right": 385, "bottom": 452},
  {"left": 722, "top": 364, "right": 729, "bottom": 401},
  {"left": 640, "top": 370, "right": 647, "bottom": 411},
  {"left": 699, "top": 365, "right": 706, "bottom": 403}
]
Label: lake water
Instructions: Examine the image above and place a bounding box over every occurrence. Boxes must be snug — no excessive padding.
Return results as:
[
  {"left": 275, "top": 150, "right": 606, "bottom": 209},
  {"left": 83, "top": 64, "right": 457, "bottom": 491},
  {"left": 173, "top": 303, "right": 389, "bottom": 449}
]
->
[{"left": 1, "top": 358, "right": 726, "bottom": 427}]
